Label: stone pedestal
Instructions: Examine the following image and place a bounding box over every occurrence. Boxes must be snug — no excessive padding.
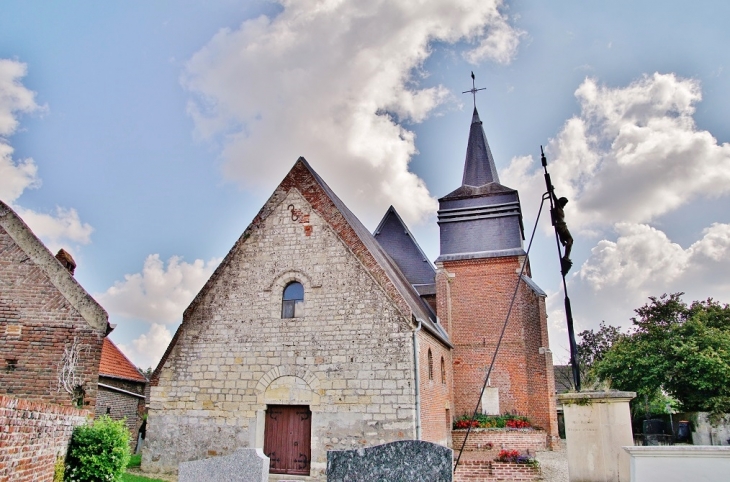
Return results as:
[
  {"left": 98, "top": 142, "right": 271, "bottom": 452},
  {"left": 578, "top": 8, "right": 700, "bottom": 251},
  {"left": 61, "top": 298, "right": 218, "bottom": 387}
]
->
[{"left": 558, "top": 391, "right": 635, "bottom": 482}]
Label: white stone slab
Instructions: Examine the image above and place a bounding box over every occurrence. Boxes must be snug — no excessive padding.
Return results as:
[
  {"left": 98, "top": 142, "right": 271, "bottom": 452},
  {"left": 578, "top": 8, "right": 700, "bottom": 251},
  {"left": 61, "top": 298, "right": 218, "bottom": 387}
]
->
[
  {"left": 624, "top": 445, "right": 730, "bottom": 482},
  {"left": 558, "top": 391, "right": 635, "bottom": 482},
  {"left": 178, "top": 448, "right": 269, "bottom": 482},
  {"left": 481, "top": 387, "right": 499, "bottom": 415}
]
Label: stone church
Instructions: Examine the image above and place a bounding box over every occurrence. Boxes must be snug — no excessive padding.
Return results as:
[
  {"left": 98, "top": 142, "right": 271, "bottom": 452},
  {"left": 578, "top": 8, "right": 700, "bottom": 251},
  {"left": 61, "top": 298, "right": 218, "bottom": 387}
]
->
[{"left": 144, "top": 107, "right": 558, "bottom": 479}]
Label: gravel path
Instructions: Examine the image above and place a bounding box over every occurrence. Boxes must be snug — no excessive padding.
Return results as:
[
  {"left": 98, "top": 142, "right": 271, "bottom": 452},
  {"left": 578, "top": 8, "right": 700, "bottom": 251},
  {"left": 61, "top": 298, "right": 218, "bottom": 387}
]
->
[{"left": 535, "top": 445, "right": 569, "bottom": 482}]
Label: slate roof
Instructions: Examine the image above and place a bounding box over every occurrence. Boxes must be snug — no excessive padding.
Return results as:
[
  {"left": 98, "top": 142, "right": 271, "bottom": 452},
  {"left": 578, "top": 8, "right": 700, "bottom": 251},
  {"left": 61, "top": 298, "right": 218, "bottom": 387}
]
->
[
  {"left": 373, "top": 206, "right": 436, "bottom": 289},
  {"left": 99, "top": 338, "right": 147, "bottom": 383},
  {"left": 462, "top": 107, "right": 500, "bottom": 187}
]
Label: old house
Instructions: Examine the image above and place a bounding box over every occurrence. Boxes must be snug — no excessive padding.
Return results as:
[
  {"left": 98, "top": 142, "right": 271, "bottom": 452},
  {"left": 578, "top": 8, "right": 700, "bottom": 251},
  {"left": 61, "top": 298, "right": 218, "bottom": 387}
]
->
[
  {"left": 0, "top": 200, "right": 109, "bottom": 409},
  {"left": 96, "top": 338, "right": 148, "bottom": 450},
  {"left": 144, "top": 107, "right": 558, "bottom": 479}
]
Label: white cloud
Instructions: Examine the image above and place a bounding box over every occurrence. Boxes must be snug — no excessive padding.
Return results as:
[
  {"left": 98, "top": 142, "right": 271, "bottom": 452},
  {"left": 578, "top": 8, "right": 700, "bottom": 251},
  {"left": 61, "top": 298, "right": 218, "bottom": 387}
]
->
[
  {"left": 499, "top": 73, "right": 730, "bottom": 361},
  {"left": 117, "top": 323, "right": 174, "bottom": 370},
  {"left": 502, "top": 73, "right": 730, "bottom": 233},
  {"left": 97, "top": 254, "right": 221, "bottom": 324},
  {"left": 0, "top": 58, "right": 93, "bottom": 250},
  {"left": 553, "top": 222, "right": 730, "bottom": 341},
  {"left": 183, "top": 0, "right": 522, "bottom": 226}
]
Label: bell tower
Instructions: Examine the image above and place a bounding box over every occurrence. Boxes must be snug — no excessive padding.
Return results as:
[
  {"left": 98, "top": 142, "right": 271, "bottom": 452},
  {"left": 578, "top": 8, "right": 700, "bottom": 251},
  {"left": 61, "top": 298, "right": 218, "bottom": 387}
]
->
[{"left": 435, "top": 100, "right": 558, "bottom": 443}]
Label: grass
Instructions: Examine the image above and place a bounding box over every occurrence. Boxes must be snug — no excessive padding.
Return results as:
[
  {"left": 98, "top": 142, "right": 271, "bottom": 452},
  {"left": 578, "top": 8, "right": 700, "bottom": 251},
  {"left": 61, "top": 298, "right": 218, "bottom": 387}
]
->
[
  {"left": 127, "top": 454, "right": 142, "bottom": 468},
  {"left": 121, "top": 474, "right": 167, "bottom": 482}
]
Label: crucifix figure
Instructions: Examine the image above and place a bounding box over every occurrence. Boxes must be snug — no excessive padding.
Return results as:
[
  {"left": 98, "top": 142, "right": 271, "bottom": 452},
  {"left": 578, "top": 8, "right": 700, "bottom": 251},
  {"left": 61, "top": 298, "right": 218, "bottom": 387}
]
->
[
  {"left": 462, "top": 71, "right": 486, "bottom": 108},
  {"left": 551, "top": 189, "right": 574, "bottom": 275}
]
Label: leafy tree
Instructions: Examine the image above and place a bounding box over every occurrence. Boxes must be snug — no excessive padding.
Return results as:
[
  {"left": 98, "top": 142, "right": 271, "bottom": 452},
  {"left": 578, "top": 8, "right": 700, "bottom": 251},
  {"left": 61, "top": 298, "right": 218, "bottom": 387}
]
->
[
  {"left": 594, "top": 293, "right": 730, "bottom": 418},
  {"left": 555, "top": 321, "right": 622, "bottom": 392}
]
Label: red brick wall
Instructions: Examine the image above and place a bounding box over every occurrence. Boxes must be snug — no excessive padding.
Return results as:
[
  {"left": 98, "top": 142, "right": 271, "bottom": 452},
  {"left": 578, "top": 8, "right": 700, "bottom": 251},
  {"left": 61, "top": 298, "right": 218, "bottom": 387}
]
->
[
  {"left": 417, "top": 330, "right": 452, "bottom": 446},
  {"left": 0, "top": 395, "right": 88, "bottom": 482},
  {"left": 436, "top": 255, "right": 558, "bottom": 440},
  {"left": 451, "top": 429, "right": 548, "bottom": 452},
  {"left": 0, "top": 228, "right": 104, "bottom": 409},
  {"left": 453, "top": 460, "right": 540, "bottom": 481}
]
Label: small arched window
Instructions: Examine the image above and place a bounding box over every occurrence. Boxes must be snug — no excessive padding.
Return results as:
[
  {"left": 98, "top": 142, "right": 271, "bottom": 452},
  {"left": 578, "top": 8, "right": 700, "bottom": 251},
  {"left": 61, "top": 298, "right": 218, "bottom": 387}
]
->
[
  {"left": 441, "top": 357, "right": 446, "bottom": 384},
  {"left": 282, "top": 281, "right": 304, "bottom": 318},
  {"left": 427, "top": 349, "right": 433, "bottom": 380}
]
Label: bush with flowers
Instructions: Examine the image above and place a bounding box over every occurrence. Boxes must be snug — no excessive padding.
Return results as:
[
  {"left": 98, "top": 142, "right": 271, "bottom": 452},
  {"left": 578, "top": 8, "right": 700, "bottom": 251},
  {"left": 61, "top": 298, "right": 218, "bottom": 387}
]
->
[
  {"left": 496, "top": 449, "right": 539, "bottom": 468},
  {"left": 453, "top": 413, "right": 533, "bottom": 430}
]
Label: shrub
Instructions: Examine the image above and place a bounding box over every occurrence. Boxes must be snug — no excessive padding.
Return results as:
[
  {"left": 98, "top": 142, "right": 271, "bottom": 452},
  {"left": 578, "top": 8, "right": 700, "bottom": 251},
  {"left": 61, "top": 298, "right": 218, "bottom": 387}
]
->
[
  {"left": 496, "top": 449, "right": 539, "bottom": 468},
  {"left": 453, "top": 413, "right": 532, "bottom": 430},
  {"left": 65, "top": 416, "right": 131, "bottom": 482}
]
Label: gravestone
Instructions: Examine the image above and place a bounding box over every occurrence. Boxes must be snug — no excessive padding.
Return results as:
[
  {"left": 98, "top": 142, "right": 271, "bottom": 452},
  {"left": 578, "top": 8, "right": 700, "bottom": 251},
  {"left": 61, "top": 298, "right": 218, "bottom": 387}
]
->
[
  {"left": 178, "top": 448, "right": 269, "bottom": 482},
  {"left": 481, "top": 387, "right": 500, "bottom": 415},
  {"left": 327, "top": 440, "right": 452, "bottom": 482}
]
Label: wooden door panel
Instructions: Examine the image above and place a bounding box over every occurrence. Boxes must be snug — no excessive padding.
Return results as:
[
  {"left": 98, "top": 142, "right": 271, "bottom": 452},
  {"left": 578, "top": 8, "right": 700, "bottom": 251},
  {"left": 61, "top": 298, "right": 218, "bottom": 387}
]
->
[{"left": 264, "top": 405, "right": 311, "bottom": 475}]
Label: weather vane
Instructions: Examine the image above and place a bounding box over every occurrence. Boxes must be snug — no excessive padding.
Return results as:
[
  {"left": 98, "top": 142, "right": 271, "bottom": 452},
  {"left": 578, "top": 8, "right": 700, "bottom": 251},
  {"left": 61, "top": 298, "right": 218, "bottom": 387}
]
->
[{"left": 462, "top": 71, "right": 486, "bottom": 108}]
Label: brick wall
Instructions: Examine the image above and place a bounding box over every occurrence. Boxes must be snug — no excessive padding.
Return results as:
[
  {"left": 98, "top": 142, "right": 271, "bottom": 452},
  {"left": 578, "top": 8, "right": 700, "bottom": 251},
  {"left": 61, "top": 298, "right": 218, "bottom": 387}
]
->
[
  {"left": 453, "top": 460, "right": 540, "bottom": 482},
  {"left": 436, "top": 256, "right": 558, "bottom": 441},
  {"left": 451, "top": 429, "right": 547, "bottom": 452},
  {"left": 418, "top": 330, "right": 453, "bottom": 446},
  {"left": 0, "top": 228, "right": 104, "bottom": 409},
  {"left": 0, "top": 395, "right": 88, "bottom": 482},
  {"left": 145, "top": 183, "right": 429, "bottom": 479},
  {"left": 95, "top": 377, "right": 145, "bottom": 451}
]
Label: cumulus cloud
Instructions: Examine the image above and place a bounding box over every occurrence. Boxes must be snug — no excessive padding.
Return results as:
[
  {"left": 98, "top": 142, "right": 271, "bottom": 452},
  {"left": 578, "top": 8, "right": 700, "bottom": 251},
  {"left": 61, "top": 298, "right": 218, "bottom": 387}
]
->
[
  {"left": 183, "top": 0, "right": 522, "bottom": 226},
  {"left": 502, "top": 73, "right": 730, "bottom": 232},
  {"left": 97, "top": 254, "right": 221, "bottom": 324},
  {"left": 0, "top": 58, "right": 93, "bottom": 249},
  {"left": 117, "top": 323, "right": 173, "bottom": 370}
]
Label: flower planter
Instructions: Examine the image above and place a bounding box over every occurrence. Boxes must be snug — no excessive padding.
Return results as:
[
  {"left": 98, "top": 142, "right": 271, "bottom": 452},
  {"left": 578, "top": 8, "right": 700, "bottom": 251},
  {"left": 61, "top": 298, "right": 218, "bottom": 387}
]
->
[{"left": 452, "top": 428, "right": 548, "bottom": 452}]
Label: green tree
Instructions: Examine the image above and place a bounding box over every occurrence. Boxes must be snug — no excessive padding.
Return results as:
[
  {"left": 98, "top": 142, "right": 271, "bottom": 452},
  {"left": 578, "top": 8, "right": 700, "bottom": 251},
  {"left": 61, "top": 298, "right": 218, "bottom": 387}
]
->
[
  {"left": 595, "top": 293, "right": 730, "bottom": 417},
  {"left": 555, "top": 322, "right": 622, "bottom": 391}
]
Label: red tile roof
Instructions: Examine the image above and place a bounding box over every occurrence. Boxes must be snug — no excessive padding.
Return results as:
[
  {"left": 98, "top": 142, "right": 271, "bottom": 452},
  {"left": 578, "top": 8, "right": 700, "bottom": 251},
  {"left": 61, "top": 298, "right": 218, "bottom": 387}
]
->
[{"left": 99, "top": 338, "right": 147, "bottom": 382}]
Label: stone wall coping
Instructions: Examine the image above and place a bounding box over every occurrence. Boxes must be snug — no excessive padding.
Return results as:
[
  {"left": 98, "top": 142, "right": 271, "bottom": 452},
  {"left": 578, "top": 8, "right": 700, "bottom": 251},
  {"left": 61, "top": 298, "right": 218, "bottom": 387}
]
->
[
  {"left": 624, "top": 446, "right": 730, "bottom": 458},
  {"left": 557, "top": 390, "right": 636, "bottom": 403}
]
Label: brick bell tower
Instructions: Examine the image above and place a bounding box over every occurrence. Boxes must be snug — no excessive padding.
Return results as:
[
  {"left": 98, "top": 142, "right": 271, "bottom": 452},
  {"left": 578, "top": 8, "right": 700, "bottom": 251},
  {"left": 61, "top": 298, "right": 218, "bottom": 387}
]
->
[{"left": 435, "top": 106, "right": 559, "bottom": 441}]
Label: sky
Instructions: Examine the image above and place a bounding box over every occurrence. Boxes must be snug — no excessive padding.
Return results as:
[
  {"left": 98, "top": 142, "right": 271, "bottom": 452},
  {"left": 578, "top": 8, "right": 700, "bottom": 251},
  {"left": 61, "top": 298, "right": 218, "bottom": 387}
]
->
[{"left": 1, "top": 1, "right": 729, "bottom": 369}]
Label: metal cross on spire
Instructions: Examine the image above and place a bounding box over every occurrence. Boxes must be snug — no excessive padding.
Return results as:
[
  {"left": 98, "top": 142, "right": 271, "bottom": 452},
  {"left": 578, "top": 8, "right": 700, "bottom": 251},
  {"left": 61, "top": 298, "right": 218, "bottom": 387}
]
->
[{"left": 462, "top": 71, "right": 486, "bottom": 108}]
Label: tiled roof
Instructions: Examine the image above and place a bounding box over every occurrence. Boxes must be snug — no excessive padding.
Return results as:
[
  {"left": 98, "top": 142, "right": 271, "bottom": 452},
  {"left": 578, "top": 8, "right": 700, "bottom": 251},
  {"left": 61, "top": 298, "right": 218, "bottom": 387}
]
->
[{"left": 99, "top": 338, "right": 147, "bottom": 382}]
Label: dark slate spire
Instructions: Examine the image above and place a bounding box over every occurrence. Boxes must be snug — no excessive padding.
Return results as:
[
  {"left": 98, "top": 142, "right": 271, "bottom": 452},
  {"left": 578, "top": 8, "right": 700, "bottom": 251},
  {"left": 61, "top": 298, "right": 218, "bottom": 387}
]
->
[{"left": 462, "top": 107, "right": 499, "bottom": 187}]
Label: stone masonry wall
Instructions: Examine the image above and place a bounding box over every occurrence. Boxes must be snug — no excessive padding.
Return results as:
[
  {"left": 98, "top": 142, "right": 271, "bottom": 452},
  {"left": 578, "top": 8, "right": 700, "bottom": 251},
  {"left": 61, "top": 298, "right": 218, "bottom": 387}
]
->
[
  {"left": 418, "top": 330, "right": 453, "bottom": 447},
  {"left": 436, "top": 256, "right": 558, "bottom": 440},
  {"left": 0, "top": 395, "right": 88, "bottom": 482},
  {"left": 144, "top": 188, "right": 423, "bottom": 480},
  {"left": 0, "top": 228, "right": 104, "bottom": 409}
]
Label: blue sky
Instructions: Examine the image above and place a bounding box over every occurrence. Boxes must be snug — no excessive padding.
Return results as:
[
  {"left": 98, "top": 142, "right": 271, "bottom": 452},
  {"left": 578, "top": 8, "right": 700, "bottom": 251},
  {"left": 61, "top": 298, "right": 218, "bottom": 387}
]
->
[{"left": 2, "top": 1, "right": 729, "bottom": 368}]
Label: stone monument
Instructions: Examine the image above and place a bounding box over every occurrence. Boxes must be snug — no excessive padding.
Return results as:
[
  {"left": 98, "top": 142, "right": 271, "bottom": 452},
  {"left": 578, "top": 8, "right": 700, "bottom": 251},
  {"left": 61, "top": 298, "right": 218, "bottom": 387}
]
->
[
  {"left": 327, "top": 440, "right": 452, "bottom": 482},
  {"left": 178, "top": 448, "right": 269, "bottom": 482},
  {"left": 558, "top": 391, "right": 635, "bottom": 482}
]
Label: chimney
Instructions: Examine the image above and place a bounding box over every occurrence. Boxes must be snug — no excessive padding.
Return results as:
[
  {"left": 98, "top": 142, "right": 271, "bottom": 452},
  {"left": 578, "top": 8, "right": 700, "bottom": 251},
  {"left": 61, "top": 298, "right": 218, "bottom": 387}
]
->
[{"left": 55, "top": 249, "right": 76, "bottom": 275}]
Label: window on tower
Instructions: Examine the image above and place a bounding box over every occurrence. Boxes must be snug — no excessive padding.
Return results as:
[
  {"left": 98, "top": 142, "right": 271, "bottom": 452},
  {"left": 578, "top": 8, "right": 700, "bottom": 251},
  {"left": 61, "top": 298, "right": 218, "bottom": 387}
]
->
[
  {"left": 428, "top": 349, "right": 433, "bottom": 380},
  {"left": 282, "top": 282, "right": 304, "bottom": 318}
]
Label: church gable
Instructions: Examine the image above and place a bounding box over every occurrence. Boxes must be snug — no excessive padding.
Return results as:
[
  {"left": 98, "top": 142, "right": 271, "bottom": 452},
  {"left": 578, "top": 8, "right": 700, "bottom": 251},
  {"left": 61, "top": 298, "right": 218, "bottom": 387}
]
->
[{"left": 147, "top": 168, "right": 428, "bottom": 475}]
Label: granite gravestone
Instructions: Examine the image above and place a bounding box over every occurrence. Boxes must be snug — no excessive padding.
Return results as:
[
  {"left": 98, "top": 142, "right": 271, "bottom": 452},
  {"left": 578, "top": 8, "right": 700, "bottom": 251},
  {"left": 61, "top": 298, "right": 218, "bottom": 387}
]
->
[
  {"left": 327, "top": 440, "right": 452, "bottom": 482},
  {"left": 178, "top": 448, "right": 269, "bottom": 482}
]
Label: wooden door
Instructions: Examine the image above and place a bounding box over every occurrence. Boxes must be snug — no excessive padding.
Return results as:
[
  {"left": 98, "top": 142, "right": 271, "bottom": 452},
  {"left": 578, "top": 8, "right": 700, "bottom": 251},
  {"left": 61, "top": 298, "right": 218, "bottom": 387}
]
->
[{"left": 264, "top": 405, "right": 311, "bottom": 475}]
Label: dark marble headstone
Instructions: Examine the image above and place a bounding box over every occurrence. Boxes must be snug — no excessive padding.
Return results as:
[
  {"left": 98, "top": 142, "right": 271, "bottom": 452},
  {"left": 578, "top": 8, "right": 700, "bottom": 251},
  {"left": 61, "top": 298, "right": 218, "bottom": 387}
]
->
[{"left": 327, "top": 440, "right": 452, "bottom": 482}]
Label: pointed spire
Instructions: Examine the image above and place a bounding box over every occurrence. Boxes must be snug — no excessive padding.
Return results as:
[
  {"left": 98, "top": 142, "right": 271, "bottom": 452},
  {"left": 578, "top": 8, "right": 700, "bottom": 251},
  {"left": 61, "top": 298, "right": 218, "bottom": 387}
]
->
[{"left": 461, "top": 106, "right": 499, "bottom": 186}]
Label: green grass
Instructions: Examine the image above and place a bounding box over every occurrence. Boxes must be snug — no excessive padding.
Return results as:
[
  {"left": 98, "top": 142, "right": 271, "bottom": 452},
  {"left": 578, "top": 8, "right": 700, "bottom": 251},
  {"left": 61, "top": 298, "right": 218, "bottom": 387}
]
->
[
  {"left": 127, "top": 454, "right": 142, "bottom": 468},
  {"left": 121, "top": 473, "right": 167, "bottom": 482}
]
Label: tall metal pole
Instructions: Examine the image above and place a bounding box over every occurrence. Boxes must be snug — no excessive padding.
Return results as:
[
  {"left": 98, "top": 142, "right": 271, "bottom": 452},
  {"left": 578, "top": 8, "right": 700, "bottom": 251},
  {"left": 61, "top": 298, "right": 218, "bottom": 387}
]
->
[{"left": 541, "top": 147, "right": 581, "bottom": 392}]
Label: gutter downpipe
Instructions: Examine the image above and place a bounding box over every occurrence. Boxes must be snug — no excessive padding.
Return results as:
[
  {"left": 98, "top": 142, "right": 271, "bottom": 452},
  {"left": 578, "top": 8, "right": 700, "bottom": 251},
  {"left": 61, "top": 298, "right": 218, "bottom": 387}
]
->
[{"left": 412, "top": 317, "right": 423, "bottom": 440}]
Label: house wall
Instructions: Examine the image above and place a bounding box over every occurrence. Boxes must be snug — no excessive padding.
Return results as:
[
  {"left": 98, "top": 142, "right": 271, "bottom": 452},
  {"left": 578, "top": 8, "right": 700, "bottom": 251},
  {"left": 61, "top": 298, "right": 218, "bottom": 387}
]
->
[
  {"left": 144, "top": 189, "right": 419, "bottom": 479},
  {"left": 0, "top": 227, "right": 104, "bottom": 409},
  {"left": 96, "top": 377, "right": 146, "bottom": 451},
  {"left": 417, "top": 329, "right": 453, "bottom": 446},
  {"left": 435, "top": 256, "right": 558, "bottom": 441},
  {"left": 0, "top": 395, "right": 88, "bottom": 482}
]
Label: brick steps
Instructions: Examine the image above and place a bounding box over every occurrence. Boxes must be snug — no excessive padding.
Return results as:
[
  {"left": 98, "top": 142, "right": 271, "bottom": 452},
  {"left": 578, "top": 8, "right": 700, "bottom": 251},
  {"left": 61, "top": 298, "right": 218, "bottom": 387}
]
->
[{"left": 451, "top": 429, "right": 544, "bottom": 481}]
